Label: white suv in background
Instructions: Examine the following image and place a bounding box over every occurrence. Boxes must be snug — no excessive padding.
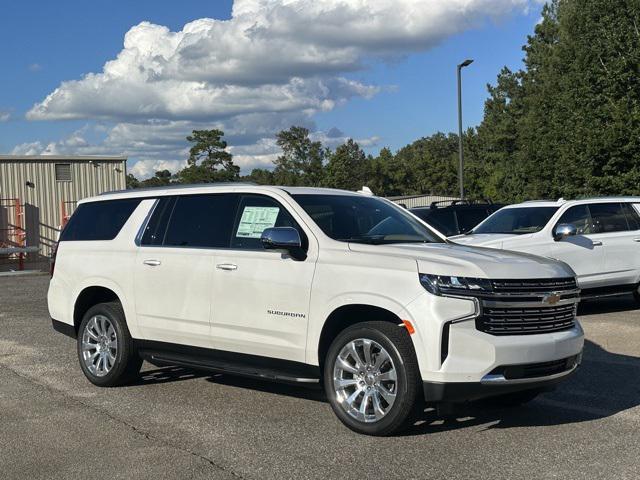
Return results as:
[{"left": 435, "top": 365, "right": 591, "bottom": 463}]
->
[
  {"left": 452, "top": 197, "right": 640, "bottom": 300},
  {"left": 49, "top": 185, "right": 584, "bottom": 435}
]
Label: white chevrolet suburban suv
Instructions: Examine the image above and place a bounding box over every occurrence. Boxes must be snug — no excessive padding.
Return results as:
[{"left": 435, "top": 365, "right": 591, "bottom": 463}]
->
[
  {"left": 49, "top": 185, "right": 584, "bottom": 435},
  {"left": 452, "top": 197, "right": 640, "bottom": 301}
]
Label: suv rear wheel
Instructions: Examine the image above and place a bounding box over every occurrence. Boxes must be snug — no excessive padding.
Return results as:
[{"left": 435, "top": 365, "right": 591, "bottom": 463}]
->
[
  {"left": 633, "top": 284, "right": 640, "bottom": 304},
  {"left": 77, "top": 302, "right": 142, "bottom": 387},
  {"left": 324, "top": 321, "right": 421, "bottom": 436}
]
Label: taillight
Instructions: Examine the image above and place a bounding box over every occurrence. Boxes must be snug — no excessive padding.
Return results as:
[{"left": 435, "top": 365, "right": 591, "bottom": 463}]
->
[{"left": 50, "top": 243, "right": 58, "bottom": 277}]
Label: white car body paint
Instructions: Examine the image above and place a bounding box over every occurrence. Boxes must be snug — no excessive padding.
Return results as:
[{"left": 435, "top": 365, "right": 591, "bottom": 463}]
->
[
  {"left": 452, "top": 197, "right": 640, "bottom": 291},
  {"left": 49, "top": 185, "right": 584, "bottom": 391}
]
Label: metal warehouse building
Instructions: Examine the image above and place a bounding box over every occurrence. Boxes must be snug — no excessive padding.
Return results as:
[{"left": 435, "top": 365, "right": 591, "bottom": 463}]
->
[{"left": 0, "top": 155, "right": 127, "bottom": 270}]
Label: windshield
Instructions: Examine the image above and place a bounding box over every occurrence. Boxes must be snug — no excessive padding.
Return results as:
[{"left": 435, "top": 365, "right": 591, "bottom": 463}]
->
[
  {"left": 291, "top": 194, "right": 443, "bottom": 244},
  {"left": 473, "top": 206, "right": 559, "bottom": 234}
]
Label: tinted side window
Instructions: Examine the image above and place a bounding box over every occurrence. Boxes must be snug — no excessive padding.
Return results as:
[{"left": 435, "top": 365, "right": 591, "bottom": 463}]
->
[
  {"left": 421, "top": 210, "right": 457, "bottom": 236},
  {"left": 163, "top": 194, "right": 239, "bottom": 248},
  {"left": 556, "top": 205, "right": 593, "bottom": 234},
  {"left": 589, "top": 203, "right": 629, "bottom": 233},
  {"left": 456, "top": 209, "right": 491, "bottom": 234},
  {"left": 231, "top": 195, "right": 302, "bottom": 250},
  {"left": 622, "top": 203, "right": 640, "bottom": 231},
  {"left": 140, "top": 197, "right": 176, "bottom": 246},
  {"left": 60, "top": 198, "right": 141, "bottom": 241}
]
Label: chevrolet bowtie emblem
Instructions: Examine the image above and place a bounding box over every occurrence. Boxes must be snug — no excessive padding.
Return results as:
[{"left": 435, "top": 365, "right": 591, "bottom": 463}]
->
[{"left": 542, "top": 293, "right": 562, "bottom": 306}]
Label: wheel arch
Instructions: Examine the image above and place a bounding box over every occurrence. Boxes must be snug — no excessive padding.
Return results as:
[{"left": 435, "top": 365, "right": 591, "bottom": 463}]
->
[
  {"left": 317, "top": 304, "right": 408, "bottom": 373},
  {"left": 71, "top": 278, "right": 132, "bottom": 334}
]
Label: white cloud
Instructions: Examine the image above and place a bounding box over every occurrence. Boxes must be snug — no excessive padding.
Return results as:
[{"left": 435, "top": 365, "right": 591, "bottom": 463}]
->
[
  {"left": 23, "top": 0, "right": 533, "bottom": 176},
  {"left": 28, "top": 0, "right": 531, "bottom": 123},
  {"left": 28, "top": 63, "right": 42, "bottom": 72},
  {"left": 0, "top": 111, "right": 9, "bottom": 122}
]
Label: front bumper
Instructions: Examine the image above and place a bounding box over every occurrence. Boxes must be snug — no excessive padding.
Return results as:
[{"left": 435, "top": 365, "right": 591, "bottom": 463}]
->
[
  {"left": 424, "top": 353, "right": 581, "bottom": 402},
  {"left": 404, "top": 292, "right": 585, "bottom": 385}
]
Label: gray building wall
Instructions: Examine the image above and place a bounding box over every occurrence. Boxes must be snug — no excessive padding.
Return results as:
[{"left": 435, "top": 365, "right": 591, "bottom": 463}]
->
[{"left": 0, "top": 156, "right": 127, "bottom": 260}]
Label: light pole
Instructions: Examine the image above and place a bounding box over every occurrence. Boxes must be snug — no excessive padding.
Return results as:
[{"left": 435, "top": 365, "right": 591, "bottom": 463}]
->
[{"left": 457, "top": 58, "right": 473, "bottom": 200}]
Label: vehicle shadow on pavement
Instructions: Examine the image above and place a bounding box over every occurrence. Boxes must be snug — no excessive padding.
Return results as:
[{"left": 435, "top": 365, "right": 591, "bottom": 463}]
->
[
  {"left": 403, "top": 339, "right": 640, "bottom": 437},
  {"left": 132, "top": 365, "right": 327, "bottom": 402},
  {"left": 135, "top": 366, "right": 209, "bottom": 385},
  {"left": 205, "top": 374, "right": 327, "bottom": 402},
  {"left": 578, "top": 294, "right": 639, "bottom": 316}
]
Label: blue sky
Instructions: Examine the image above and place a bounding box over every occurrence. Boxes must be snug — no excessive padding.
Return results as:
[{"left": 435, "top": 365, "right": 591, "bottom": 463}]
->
[{"left": 0, "top": 0, "right": 544, "bottom": 178}]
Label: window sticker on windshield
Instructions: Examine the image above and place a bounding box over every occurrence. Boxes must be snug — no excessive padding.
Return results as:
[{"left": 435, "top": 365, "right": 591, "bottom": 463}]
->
[{"left": 236, "top": 206, "right": 280, "bottom": 238}]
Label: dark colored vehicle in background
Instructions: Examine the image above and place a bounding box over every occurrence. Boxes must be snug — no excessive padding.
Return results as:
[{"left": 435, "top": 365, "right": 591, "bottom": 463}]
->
[{"left": 410, "top": 201, "right": 505, "bottom": 237}]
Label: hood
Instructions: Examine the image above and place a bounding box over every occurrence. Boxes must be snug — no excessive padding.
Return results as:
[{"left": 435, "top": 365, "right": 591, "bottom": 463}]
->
[
  {"left": 448, "top": 233, "right": 532, "bottom": 248},
  {"left": 347, "top": 242, "right": 574, "bottom": 279}
]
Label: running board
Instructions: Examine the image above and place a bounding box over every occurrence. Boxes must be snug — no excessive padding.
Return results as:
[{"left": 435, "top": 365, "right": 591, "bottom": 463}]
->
[{"left": 136, "top": 340, "right": 320, "bottom": 385}]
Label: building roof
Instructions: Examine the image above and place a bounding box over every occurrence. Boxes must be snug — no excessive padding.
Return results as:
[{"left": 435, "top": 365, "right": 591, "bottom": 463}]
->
[{"left": 0, "top": 155, "right": 127, "bottom": 162}]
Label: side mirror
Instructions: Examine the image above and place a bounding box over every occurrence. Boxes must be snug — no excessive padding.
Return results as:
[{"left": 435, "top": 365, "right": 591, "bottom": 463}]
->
[
  {"left": 553, "top": 223, "right": 577, "bottom": 241},
  {"left": 261, "top": 227, "right": 306, "bottom": 260}
]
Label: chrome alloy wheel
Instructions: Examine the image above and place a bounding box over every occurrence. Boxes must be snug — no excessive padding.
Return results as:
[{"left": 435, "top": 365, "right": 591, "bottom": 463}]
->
[
  {"left": 333, "top": 338, "right": 398, "bottom": 423},
  {"left": 81, "top": 315, "right": 117, "bottom": 377}
]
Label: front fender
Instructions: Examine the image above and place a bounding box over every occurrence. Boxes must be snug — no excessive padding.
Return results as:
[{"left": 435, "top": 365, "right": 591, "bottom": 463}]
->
[{"left": 305, "top": 292, "right": 427, "bottom": 372}]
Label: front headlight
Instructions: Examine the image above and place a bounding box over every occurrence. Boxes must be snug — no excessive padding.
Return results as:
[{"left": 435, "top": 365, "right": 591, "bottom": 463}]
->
[{"left": 419, "top": 274, "right": 492, "bottom": 296}]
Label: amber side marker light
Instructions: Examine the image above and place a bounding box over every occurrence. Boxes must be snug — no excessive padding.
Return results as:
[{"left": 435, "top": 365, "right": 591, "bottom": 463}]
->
[{"left": 402, "top": 320, "right": 416, "bottom": 335}]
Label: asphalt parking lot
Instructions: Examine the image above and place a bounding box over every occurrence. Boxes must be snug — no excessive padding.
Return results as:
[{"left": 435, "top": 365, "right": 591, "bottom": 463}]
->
[{"left": 1, "top": 275, "right": 639, "bottom": 480}]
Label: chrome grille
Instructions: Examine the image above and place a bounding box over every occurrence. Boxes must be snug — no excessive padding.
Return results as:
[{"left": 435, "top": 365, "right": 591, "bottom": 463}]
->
[
  {"left": 476, "top": 277, "right": 580, "bottom": 336},
  {"left": 491, "top": 277, "right": 578, "bottom": 293},
  {"left": 478, "top": 304, "right": 577, "bottom": 335}
]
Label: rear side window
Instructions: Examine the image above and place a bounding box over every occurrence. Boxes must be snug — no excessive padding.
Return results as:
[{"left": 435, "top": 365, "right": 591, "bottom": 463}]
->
[
  {"left": 456, "top": 209, "right": 491, "bottom": 234},
  {"left": 622, "top": 203, "right": 640, "bottom": 231},
  {"left": 231, "top": 195, "right": 302, "bottom": 250},
  {"left": 589, "top": 203, "right": 628, "bottom": 233},
  {"left": 60, "top": 198, "right": 141, "bottom": 241},
  {"left": 416, "top": 210, "right": 457, "bottom": 236},
  {"left": 163, "top": 194, "right": 239, "bottom": 248},
  {"left": 140, "top": 197, "right": 176, "bottom": 246}
]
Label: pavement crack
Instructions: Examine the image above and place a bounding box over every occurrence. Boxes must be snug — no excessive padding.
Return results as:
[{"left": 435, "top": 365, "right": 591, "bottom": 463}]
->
[{"left": 0, "top": 363, "right": 248, "bottom": 479}]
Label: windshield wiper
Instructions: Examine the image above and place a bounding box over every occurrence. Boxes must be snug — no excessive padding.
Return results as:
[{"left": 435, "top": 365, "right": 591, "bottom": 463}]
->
[
  {"left": 337, "top": 237, "right": 386, "bottom": 245},
  {"left": 384, "top": 239, "right": 431, "bottom": 244}
]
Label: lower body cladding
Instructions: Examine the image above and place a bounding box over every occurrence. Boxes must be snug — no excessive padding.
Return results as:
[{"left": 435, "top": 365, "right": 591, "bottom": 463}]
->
[{"left": 403, "top": 293, "right": 585, "bottom": 403}]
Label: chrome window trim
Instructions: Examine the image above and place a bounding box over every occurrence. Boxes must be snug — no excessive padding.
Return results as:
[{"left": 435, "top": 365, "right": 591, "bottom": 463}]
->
[
  {"left": 481, "top": 296, "right": 580, "bottom": 309},
  {"left": 439, "top": 289, "right": 581, "bottom": 300},
  {"left": 134, "top": 198, "right": 160, "bottom": 247}
]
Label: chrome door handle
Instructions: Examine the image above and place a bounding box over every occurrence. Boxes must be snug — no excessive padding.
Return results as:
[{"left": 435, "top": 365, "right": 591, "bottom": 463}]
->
[
  {"left": 592, "top": 241, "right": 603, "bottom": 246},
  {"left": 216, "top": 263, "right": 238, "bottom": 271},
  {"left": 143, "top": 259, "right": 161, "bottom": 267},
  {"left": 634, "top": 238, "right": 640, "bottom": 242}
]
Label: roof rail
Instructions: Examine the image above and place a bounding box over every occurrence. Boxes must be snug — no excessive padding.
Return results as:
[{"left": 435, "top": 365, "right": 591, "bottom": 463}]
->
[
  {"left": 428, "top": 198, "right": 494, "bottom": 209},
  {"left": 101, "top": 181, "right": 258, "bottom": 196}
]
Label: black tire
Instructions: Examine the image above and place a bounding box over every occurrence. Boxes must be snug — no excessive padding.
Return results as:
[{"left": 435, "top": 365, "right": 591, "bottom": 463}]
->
[
  {"left": 633, "top": 284, "right": 640, "bottom": 304},
  {"left": 482, "top": 389, "right": 541, "bottom": 408},
  {"left": 77, "top": 301, "right": 142, "bottom": 387},
  {"left": 323, "top": 321, "right": 422, "bottom": 436}
]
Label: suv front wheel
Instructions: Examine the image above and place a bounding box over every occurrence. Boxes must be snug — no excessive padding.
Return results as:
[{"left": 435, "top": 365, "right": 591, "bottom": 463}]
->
[
  {"left": 324, "top": 321, "right": 421, "bottom": 436},
  {"left": 77, "top": 302, "right": 142, "bottom": 387}
]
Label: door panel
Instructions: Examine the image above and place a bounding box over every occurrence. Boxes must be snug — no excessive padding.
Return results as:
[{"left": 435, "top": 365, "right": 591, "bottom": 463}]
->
[
  {"left": 133, "top": 193, "right": 240, "bottom": 348},
  {"left": 134, "top": 247, "right": 215, "bottom": 347},
  {"left": 211, "top": 249, "right": 315, "bottom": 361},
  {"left": 210, "top": 194, "right": 316, "bottom": 362},
  {"left": 589, "top": 203, "right": 638, "bottom": 286}
]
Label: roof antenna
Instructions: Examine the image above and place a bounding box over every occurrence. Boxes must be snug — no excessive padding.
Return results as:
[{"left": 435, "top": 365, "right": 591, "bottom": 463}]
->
[{"left": 358, "top": 186, "right": 374, "bottom": 195}]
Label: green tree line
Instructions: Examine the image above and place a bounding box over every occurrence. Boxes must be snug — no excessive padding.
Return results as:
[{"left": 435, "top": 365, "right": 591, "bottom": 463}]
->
[{"left": 128, "top": 0, "right": 640, "bottom": 202}]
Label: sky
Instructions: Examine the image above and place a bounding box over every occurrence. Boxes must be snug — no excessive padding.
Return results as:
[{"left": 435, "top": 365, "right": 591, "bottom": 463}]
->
[{"left": 0, "top": 0, "right": 545, "bottom": 179}]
